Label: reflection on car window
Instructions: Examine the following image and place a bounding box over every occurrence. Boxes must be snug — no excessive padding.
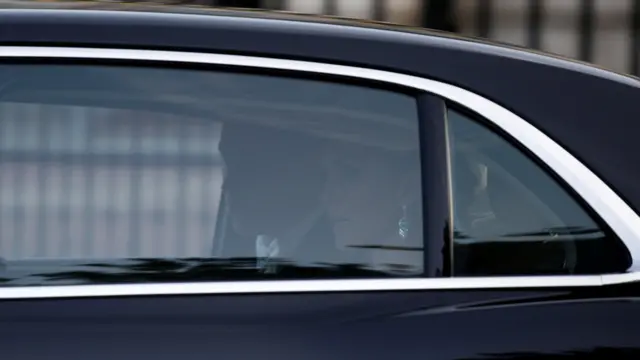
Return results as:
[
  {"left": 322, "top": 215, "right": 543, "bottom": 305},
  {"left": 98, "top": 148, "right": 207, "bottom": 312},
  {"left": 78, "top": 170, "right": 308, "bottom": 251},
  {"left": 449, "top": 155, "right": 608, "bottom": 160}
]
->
[
  {"left": 0, "top": 64, "right": 423, "bottom": 286},
  {"left": 447, "top": 108, "right": 630, "bottom": 276}
]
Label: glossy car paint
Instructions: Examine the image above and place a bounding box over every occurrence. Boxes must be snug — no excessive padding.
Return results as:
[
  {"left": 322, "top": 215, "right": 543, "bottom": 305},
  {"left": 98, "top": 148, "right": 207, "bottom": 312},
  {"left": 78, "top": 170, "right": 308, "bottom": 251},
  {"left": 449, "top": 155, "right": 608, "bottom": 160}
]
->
[
  {"left": 0, "top": 5, "right": 639, "bottom": 360},
  {"left": 1, "top": 287, "right": 639, "bottom": 359}
]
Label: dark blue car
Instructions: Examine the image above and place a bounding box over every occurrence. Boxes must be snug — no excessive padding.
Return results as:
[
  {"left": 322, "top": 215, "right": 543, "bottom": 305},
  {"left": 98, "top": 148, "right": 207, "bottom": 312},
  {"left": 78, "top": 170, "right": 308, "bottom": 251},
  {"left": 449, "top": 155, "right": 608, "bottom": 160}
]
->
[{"left": 0, "top": 3, "right": 639, "bottom": 359}]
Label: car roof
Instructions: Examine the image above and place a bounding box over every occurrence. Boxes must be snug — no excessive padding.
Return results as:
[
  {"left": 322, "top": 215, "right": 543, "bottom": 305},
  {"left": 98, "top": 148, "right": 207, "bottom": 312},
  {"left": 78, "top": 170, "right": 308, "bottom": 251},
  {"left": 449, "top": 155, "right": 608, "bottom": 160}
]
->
[
  {"left": 0, "top": 1, "right": 636, "bottom": 85},
  {"left": 2, "top": 3, "right": 640, "bottom": 214}
]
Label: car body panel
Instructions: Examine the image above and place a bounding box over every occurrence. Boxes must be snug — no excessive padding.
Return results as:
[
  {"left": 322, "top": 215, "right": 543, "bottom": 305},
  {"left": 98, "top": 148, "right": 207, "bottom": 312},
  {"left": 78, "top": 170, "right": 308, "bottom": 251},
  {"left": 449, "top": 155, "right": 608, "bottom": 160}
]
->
[{"left": 1, "top": 287, "right": 640, "bottom": 360}]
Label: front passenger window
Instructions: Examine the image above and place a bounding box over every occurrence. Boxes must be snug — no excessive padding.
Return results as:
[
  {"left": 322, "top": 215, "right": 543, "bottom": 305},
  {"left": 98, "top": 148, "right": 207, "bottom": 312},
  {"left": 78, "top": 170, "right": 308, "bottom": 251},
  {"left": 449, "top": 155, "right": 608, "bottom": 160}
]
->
[{"left": 446, "top": 108, "right": 630, "bottom": 276}]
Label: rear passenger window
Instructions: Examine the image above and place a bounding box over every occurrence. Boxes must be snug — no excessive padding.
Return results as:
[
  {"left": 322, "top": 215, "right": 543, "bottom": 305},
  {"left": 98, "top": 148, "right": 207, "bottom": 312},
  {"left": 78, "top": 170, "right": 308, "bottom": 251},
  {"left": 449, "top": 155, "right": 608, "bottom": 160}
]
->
[
  {"left": 447, "top": 108, "right": 631, "bottom": 276},
  {"left": 0, "top": 63, "right": 424, "bottom": 286}
]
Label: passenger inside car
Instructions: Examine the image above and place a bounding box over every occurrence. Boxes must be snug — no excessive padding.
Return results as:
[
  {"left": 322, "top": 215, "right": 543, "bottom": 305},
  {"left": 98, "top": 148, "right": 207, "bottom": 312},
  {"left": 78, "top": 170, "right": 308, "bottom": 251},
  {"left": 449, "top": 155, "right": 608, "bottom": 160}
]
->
[
  {"left": 320, "top": 140, "right": 423, "bottom": 274},
  {"left": 218, "top": 120, "right": 423, "bottom": 275},
  {"left": 448, "top": 109, "right": 580, "bottom": 275},
  {"left": 217, "top": 122, "right": 334, "bottom": 270}
]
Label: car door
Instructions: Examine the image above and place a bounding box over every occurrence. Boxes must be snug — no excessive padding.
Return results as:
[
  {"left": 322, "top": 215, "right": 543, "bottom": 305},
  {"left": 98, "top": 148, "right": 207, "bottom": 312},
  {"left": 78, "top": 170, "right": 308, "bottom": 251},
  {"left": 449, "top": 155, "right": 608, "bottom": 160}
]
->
[{"left": 0, "top": 47, "right": 638, "bottom": 360}]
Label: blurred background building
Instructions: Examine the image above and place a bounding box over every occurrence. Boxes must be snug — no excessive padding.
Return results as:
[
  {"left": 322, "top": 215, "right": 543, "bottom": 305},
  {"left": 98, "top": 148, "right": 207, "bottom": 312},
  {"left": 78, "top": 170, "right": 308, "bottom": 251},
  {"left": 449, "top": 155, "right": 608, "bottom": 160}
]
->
[
  {"left": 209, "top": 0, "right": 640, "bottom": 76},
  {"left": 8, "top": 0, "right": 635, "bottom": 74}
]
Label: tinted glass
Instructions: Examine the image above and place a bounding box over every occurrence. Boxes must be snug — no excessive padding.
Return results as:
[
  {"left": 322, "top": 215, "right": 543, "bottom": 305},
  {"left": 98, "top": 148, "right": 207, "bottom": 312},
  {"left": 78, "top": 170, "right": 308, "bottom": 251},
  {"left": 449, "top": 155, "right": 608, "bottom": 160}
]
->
[
  {"left": 0, "top": 64, "right": 423, "bottom": 286},
  {"left": 447, "top": 108, "right": 631, "bottom": 276}
]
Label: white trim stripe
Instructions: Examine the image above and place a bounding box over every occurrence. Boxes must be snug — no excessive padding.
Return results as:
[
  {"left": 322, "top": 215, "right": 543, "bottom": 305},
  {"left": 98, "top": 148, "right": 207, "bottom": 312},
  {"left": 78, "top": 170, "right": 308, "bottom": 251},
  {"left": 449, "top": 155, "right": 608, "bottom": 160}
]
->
[{"left": 0, "top": 275, "right": 609, "bottom": 300}]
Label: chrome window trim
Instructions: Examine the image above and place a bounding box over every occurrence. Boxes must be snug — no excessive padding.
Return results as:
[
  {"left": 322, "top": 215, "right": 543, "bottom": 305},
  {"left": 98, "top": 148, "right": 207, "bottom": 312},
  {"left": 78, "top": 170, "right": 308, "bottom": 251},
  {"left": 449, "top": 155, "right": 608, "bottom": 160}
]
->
[
  {"left": 0, "top": 46, "right": 638, "bottom": 300},
  {"left": 0, "top": 276, "right": 613, "bottom": 300},
  {"left": 1, "top": 274, "right": 640, "bottom": 300}
]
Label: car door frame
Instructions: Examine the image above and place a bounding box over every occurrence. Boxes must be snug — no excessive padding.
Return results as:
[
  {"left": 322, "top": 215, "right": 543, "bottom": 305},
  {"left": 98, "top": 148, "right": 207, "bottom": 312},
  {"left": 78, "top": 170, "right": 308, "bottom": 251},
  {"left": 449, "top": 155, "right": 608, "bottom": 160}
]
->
[{"left": 0, "top": 46, "right": 638, "bottom": 302}]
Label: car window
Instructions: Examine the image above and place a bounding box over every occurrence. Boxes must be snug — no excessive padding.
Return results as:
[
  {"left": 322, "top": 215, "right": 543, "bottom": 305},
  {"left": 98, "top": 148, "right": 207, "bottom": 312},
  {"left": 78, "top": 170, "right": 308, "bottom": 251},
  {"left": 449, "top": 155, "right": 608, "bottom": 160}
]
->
[
  {"left": 0, "top": 63, "right": 424, "bottom": 286},
  {"left": 446, "top": 108, "right": 631, "bottom": 276}
]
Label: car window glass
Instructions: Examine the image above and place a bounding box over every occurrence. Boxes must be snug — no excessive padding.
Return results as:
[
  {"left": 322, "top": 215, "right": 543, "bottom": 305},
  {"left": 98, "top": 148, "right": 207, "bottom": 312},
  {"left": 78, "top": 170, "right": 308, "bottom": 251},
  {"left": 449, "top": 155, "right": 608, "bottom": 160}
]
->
[
  {"left": 0, "top": 64, "right": 423, "bottom": 286},
  {"left": 446, "top": 108, "right": 630, "bottom": 276}
]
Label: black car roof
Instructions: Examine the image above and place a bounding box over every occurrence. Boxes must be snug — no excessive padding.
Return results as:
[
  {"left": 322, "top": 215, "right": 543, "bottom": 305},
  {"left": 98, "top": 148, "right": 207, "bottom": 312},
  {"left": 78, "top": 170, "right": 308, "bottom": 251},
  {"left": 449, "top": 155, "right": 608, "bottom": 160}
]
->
[
  {"left": 0, "top": 2, "right": 636, "bottom": 84},
  {"left": 2, "top": 3, "right": 640, "bottom": 213}
]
